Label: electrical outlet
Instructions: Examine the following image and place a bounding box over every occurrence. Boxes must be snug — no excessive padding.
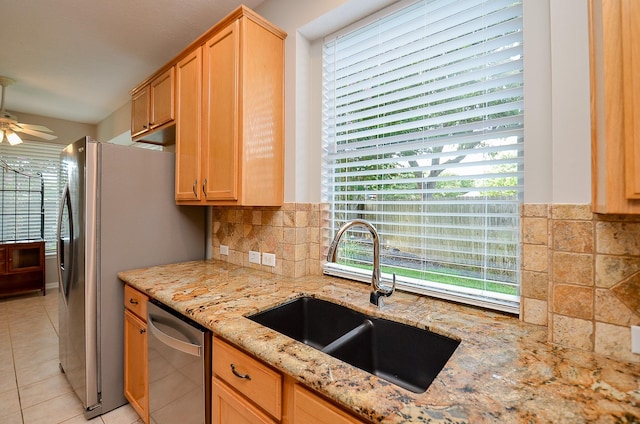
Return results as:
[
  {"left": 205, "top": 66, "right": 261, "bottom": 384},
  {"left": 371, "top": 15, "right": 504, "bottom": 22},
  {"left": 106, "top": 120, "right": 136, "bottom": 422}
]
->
[
  {"left": 632, "top": 326, "right": 640, "bottom": 354},
  {"left": 249, "top": 250, "right": 261, "bottom": 264},
  {"left": 262, "top": 253, "right": 276, "bottom": 267},
  {"left": 220, "top": 245, "right": 229, "bottom": 256}
]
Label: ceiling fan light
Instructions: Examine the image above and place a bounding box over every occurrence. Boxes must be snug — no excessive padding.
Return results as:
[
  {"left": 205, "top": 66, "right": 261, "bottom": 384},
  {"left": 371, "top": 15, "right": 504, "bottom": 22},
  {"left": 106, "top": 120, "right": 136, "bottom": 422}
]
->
[{"left": 6, "top": 130, "right": 22, "bottom": 145}]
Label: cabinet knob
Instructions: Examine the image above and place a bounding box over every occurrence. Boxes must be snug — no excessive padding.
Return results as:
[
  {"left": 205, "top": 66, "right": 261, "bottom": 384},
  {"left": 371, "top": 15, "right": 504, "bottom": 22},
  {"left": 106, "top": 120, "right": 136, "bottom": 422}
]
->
[
  {"left": 140, "top": 328, "right": 146, "bottom": 334},
  {"left": 129, "top": 298, "right": 139, "bottom": 305},
  {"left": 202, "top": 179, "right": 208, "bottom": 197},
  {"left": 230, "top": 364, "right": 251, "bottom": 380},
  {"left": 192, "top": 179, "right": 198, "bottom": 197}
]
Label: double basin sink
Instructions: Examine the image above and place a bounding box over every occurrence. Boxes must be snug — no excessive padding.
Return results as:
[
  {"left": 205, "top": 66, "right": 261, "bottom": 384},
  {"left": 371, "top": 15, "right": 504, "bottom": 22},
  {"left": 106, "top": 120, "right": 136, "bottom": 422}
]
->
[{"left": 248, "top": 296, "right": 460, "bottom": 393}]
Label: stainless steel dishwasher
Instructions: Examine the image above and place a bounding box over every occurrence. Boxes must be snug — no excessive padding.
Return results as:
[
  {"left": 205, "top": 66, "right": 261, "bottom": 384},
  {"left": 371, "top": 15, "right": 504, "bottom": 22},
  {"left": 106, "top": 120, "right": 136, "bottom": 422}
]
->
[{"left": 147, "top": 300, "right": 211, "bottom": 424}]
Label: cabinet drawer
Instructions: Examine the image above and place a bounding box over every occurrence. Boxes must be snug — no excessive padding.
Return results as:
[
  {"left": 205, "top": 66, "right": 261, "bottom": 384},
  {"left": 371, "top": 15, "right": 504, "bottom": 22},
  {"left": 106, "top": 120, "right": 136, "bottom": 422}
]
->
[
  {"left": 124, "top": 285, "right": 148, "bottom": 320},
  {"left": 213, "top": 337, "right": 282, "bottom": 419}
]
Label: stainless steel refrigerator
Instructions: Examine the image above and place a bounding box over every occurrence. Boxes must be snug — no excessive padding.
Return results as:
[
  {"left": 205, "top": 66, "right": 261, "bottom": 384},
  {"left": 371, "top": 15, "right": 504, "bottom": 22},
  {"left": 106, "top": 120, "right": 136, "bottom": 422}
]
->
[{"left": 57, "top": 137, "right": 205, "bottom": 419}]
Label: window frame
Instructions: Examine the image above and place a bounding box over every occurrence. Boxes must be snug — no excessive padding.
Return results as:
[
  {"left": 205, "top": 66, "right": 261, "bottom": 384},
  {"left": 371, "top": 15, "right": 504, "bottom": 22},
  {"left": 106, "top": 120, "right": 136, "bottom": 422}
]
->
[
  {"left": 321, "top": 0, "right": 524, "bottom": 314},
  {"left": 0, "top": 140, "right": 66, "bottom": 253}
]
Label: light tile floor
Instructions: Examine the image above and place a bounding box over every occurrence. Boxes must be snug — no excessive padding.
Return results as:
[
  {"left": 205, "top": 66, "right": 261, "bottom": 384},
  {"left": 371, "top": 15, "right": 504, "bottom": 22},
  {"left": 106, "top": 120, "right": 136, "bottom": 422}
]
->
[{"left": 0, "top": 288, "right": 143, "bottom": 424}]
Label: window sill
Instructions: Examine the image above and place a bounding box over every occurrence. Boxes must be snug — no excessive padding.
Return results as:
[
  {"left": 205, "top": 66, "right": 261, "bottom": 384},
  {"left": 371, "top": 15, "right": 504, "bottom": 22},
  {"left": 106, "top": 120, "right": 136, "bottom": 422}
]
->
[{"left": 323, "top": 263, "right": 520, "bottom": 315}]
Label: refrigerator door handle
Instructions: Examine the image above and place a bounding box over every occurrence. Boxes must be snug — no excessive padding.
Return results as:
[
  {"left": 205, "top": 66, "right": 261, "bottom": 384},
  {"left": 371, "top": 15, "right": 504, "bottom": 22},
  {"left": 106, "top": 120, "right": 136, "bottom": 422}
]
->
[
  {"left": 148, "top": 315, "right": 202, "bottom": 357},
  {"left": 57, "top": 184, "right": 73, "bottom": 306}
]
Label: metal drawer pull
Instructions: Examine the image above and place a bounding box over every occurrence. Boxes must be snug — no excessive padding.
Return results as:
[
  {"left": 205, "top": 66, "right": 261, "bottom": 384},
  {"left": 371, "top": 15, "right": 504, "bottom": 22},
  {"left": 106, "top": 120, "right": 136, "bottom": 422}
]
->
[
  {"left": 148, "top": 315, "right": 202, "bottom": 357},
  {"left": 129, "top": 298, "right": 139, "bottom": 305},
  {"left": 230, "top": 364, "right": 251, "bottom": 380}
]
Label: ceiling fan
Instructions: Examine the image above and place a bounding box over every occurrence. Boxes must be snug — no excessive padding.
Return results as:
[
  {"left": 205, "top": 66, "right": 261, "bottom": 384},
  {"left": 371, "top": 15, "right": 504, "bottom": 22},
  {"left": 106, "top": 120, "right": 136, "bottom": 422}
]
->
[{"left": 0, "top": 76, "right": 58, "bottom": 145}]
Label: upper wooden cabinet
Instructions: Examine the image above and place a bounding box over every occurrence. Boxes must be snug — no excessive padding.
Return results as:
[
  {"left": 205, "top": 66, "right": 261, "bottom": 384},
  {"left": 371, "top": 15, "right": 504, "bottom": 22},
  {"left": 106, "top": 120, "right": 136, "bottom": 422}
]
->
[
  {"left": 589, "top": 0, "right": 640, "bottom": 213},
  {"left": 175, "top": 7, "right": 286, "bottom": 206},
  {"left": 130, "top": 6, "right": 285, "bottom": 205},
  {"left": 131, "top": 86, "right": 150, "bottom": 137},
  {"left": 130, "top": 66, "right": 175, "bottom": 142},
  {"left": 621, "top": 0, "right": 640, "bottom": 200},
  {"left": 201, "top": 20, "right": 240, "bottom": 202},
  {"left": 175, "top": 48, "right": 203, "bottom": 201}
]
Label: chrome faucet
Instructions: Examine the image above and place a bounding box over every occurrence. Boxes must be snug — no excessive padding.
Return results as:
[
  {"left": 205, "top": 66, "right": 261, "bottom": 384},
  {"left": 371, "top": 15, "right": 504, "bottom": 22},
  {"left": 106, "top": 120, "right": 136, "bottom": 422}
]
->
[{"left": 326, "top": 219, "right": 396, "bottom": 307}]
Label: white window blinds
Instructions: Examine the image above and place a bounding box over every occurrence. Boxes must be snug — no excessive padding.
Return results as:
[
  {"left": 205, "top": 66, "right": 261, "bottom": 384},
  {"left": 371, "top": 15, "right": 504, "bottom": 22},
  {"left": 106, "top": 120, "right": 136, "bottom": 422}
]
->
[
  {"left": 1, "top": 141, "right": 65, "bottom": 252},
  {"left": 322, "top": 0, "right": 524, "bottom": 313}
]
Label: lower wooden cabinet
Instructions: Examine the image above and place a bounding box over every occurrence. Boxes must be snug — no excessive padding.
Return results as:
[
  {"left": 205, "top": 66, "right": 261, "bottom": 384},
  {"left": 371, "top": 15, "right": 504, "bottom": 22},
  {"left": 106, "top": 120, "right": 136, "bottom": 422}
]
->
[
  {"left": 290, "top": 384, "right": 365, "bottom": 424},
  {"left": 124, "top": 285, "right": 149, "bottom": 423},
  {"left": 213, "top": 378, "right": 277, "bottom": 424},
  {"left": 213, "top": 337, "right": 282, "bottom": 419},
  {"left": 212, "top": 336, "right": 367, "bottom": 424},
  {"left": 122, "top": 304, "right": 368, "bottom": 424}
]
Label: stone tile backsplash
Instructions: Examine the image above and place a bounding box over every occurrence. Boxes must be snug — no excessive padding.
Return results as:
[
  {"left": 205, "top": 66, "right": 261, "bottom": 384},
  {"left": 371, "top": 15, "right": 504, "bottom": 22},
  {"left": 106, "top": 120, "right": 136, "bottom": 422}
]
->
[
  {"left": 210, "top": 203, "right": 322, "bottom": 278},
  {"left": 211, "top": 202, "right": 640, "bottom": 364},
  {"left": 522, "top": 204, "right": 640, "bottom": 363}
]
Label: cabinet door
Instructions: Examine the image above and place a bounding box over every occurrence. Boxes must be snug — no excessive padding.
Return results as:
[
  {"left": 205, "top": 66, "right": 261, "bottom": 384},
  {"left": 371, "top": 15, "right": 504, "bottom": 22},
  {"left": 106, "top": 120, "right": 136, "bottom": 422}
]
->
[
  {"left": 590, "top": 0, "right": 640, "bottom": 213},
  {"left": 131, "top": 86, "right": 150, "bottom": 137},
  {"left": 239, "top": 17, "right": 285, "bottom": 206},
  {"left": 622, "top": 0, "right": 640, "bottom": 199},
  {"left": 292, "top": 384, "right": 365, "bottom": 424},
  {"left": 7, "top": 243, "right": 43, "bottom": 273},
  {"left": 150, "top": 67, "right": 175, "bottom": 130},
  {"left": 202, "top": 20, "right": 240, "bottom": 201},
  {"left": 0, "top": 246, "right": 6, "bottom": 274},
  {"left": 175, "top": 48, "right": 202, "bottom": 201},
  {"left": 124, "top": 309, "right": 149, "bottom": 424},
  {"left": 212, "top": 378, "right": 277, "bottom": 424}
]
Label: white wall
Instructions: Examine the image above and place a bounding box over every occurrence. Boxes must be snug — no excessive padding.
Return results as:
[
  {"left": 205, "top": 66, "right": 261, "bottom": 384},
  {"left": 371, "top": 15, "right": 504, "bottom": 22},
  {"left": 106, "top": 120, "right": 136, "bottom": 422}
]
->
[
  {"left": 97, "top": 100, "right": 133, "bottom": 145},
  {"left": 548, "top": 0, "right": 591, "bottom": 204},
  {"left": 255, "top": 0, "right": 593, "bottom": 205},
  {"left": 523, "top": 0, "right": 553, "bottom": 203}
]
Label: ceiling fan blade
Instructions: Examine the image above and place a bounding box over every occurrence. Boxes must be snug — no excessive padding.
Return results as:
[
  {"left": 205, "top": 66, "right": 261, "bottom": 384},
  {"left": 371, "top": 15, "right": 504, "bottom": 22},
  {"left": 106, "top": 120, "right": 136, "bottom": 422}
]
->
[
  {"left": 12, "top": 125, "right": 58, "bottom": 140},
  {"left": 15, "top": 122, "right": 55, "bottom": 133},
  {"left": 6, "top": 129, "right": 22, "bottom": 145}
]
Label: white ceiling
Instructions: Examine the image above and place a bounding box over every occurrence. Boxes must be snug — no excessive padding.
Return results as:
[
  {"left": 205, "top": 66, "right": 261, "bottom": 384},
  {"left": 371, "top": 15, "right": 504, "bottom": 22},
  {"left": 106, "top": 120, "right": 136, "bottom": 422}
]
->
[{"left": 0, "top": 0, "right": 263, "bottom": 125}]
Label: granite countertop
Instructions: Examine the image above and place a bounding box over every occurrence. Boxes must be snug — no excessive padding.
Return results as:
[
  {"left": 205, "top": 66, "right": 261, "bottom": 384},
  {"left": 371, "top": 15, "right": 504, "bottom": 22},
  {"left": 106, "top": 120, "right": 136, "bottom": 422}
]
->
[{"left": 118, "top": 259, "right": 640, "bottom": 423}]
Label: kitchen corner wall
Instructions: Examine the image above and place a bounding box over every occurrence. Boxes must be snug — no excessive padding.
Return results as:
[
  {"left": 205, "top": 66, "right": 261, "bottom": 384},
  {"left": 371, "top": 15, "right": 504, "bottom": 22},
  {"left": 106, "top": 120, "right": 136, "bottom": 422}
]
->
[
  {"left": 210, "top": 202, "right": 640, "bottom": 364},
  {"left": 522, "top": 204, "right": 640, "bottom": 364}
]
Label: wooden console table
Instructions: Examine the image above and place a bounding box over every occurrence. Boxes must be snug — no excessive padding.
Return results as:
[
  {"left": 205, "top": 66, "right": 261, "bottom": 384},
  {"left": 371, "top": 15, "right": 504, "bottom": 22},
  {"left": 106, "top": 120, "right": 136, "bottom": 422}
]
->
[{"left": 0, "top": 240, "right": 46, "bottom": 297}]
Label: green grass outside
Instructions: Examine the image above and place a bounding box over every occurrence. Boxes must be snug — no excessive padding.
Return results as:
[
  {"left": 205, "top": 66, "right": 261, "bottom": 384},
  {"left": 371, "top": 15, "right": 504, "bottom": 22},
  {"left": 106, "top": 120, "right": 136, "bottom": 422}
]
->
[{"left": 342, "top": 261, "right": 518, "bottom": 295}]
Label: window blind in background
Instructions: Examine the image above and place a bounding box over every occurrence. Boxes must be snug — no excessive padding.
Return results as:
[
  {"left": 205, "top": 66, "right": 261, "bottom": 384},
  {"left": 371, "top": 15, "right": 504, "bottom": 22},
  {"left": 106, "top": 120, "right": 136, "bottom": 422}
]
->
[
  {"left": 322, "top": 0, "right": 524, "bottom": 313},
  {"left": 0, "top": 141, "right": 64, "bottom": 252}
]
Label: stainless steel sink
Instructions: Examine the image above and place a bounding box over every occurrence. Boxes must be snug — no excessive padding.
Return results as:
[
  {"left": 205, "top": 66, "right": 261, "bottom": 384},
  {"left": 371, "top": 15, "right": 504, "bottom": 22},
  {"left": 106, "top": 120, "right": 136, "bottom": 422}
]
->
[{"left": 248, "top": 296, "right": 459, "bottom": 393}]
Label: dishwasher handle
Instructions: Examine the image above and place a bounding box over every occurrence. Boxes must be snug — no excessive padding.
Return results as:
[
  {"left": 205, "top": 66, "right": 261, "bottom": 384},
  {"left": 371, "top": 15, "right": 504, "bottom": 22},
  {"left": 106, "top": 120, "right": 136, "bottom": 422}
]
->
[{"left": 148, "top": 315, "right": 202, "bottom": 357}]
